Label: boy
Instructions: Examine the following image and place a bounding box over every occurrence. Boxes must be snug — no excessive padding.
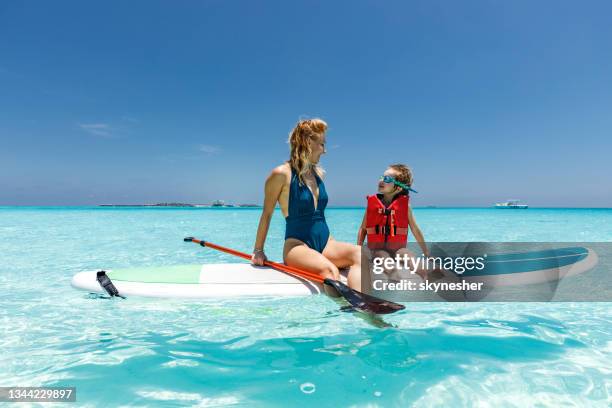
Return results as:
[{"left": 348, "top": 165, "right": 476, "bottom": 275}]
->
[{"left": 357, "top": 164, "right": 429, "bottom": 280}]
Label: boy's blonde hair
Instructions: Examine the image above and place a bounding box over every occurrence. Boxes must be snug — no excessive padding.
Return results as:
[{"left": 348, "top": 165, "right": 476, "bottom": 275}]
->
[{"left": 389, "top": 164, "right": 413, "bottom": 189}]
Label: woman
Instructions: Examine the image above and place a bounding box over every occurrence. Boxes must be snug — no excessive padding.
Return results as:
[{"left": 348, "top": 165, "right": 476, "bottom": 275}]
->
[{"left": 251, "top": 118, "right": 362, "bottom": 291}]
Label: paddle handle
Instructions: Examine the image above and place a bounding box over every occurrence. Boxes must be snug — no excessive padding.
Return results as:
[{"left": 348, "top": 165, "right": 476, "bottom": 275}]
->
[{"left": 184, "top": 237, "right": 324, "bottom": 284}]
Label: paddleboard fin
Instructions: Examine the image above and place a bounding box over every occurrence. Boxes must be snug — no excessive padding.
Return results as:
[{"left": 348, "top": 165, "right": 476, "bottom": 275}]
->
[{"left": 96, "top": 271, "right": 126, "bottom": 299}]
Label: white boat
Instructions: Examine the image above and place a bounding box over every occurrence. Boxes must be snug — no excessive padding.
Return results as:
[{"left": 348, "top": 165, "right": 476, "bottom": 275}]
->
[{"left": 495, "top": 199, "right": 528, "bottom": 209}]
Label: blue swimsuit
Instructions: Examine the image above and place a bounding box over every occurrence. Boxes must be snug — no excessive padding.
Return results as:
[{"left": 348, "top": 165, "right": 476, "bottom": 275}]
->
[{"left": 285, "top": 167, "right": 330, "bottom": 253}]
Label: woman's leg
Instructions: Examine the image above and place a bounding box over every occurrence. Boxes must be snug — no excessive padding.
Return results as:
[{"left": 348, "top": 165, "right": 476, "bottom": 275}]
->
[
  {"left": 322, "top": 239, "right": 363, "bottom": 291},
  {"left": 284, "top": 239, "right": 340, "bottom": 280},
  {"left": 284, "top": 239, "right": 341, "bottom": 296}
]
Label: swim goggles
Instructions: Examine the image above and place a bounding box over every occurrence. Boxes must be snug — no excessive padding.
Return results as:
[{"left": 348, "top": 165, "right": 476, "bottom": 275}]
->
[{"left": 380, "top": 175, "right": 418, "bottom": 193}]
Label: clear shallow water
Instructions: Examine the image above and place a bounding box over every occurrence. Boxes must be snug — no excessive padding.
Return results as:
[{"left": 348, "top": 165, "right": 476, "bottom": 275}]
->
[{"left": 1, "top": 207, "right": 611, "bottom": 406}]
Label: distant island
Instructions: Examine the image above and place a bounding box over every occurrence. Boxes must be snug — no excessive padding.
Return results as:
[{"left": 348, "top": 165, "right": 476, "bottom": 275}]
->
[
  {"left": 210, "top": 200, "right": 258, "bottom": 207},
  {"left": 99, "top": 202, "right": 261, "bottom": 208}
]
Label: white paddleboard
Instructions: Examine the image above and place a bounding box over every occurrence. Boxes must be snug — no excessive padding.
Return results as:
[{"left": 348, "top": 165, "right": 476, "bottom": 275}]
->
[
  {"left": 72, "top": 247, "right": 598, "bottom": 299},
  {"left": 71, "top": 263, "right": 323, "bottom": 298}
]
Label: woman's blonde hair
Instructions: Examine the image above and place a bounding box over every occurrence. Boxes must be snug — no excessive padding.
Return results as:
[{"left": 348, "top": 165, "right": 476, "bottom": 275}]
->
[{"left": 287, "top": 118, "right": 327, "bottom": 184}]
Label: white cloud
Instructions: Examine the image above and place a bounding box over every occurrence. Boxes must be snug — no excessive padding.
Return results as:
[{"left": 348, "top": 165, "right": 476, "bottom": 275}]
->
[
  {"left": 79, "top": 123, "right": 114, "bottom": 138},
  {"left": 199, "top": 144, "right": 221, "bottom": 154}
]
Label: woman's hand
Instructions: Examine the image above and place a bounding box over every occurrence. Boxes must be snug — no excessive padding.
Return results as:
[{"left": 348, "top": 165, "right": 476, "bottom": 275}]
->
[{"left": 251, "top": 249, "right": 267, "bottom": 266}]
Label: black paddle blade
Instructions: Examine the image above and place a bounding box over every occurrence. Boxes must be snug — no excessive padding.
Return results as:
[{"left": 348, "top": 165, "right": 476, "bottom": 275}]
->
[{"left": 324, "top": 279, "right": 405, "bottom": 315}]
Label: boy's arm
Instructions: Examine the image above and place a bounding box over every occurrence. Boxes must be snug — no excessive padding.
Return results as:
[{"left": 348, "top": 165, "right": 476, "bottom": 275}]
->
[
  {"left": 408, "top": 206, "right": 429, "bottom": 257},
  {"left": 357, "top": 211, "right": 367, "bottom": 245}
]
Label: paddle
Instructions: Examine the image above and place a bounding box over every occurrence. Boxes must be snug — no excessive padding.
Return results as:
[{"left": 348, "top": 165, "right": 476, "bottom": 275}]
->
[{"left": 184, "top": 237, "right": 405, "bottom": 314}]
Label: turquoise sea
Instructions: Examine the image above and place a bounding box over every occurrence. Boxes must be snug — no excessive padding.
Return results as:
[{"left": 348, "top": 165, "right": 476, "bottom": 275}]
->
[{"left": 1, "top": 207, "right": 611, "bottom": 406}]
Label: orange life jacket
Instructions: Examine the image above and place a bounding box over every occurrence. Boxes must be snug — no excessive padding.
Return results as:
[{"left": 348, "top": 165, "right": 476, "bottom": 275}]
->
[{"left": 365, "top": 193, "right": 409, "bottom": 250}]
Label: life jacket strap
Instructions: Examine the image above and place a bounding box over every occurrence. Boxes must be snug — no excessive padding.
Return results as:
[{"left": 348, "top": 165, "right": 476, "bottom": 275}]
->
[{"left": 366, "top": 226, "right": 408, "bottom": 236}]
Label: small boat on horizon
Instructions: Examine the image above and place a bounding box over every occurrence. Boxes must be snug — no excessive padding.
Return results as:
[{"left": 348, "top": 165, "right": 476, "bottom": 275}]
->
[{"left": 495, "top": 200, "right": 528, "bottom": 209}]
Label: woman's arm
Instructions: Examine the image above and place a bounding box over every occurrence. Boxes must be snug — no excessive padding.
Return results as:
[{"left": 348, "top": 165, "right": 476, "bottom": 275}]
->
[
  {"left": 357, "top": 211, "right": 367, "bottom": 245},
  {"left": 252, "top": 168, "right": 286, "bottom": 265},
  {"left": 408, "top": 206, "right": 429, "bottom": 257}
]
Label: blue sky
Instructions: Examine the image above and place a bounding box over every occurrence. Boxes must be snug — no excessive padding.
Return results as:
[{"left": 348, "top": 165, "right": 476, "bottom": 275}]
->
[{"left": 1, "top": 0, "right": 611, "bottom": 206}]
